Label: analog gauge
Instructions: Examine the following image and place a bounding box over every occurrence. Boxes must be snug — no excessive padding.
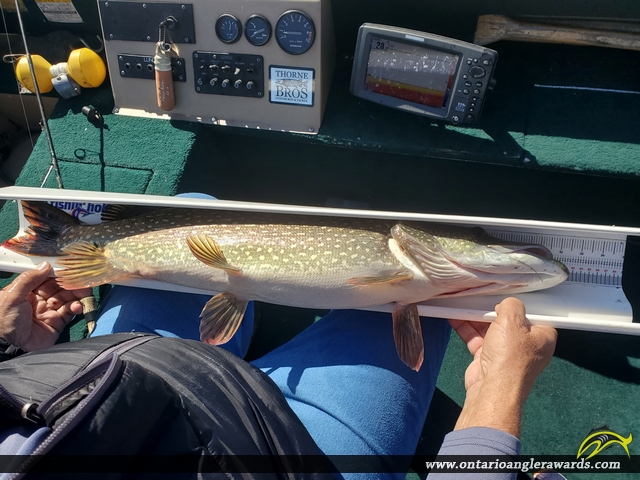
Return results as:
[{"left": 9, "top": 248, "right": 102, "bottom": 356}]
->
[
  {"left": 216, "top": 14, "right": 242, "bottom": 44},
  {"left": 245, "top": 15, "right": 271, "bottom": 46},
  {"left": 275, "top": 10, "right": 315, "bottom": 55}
]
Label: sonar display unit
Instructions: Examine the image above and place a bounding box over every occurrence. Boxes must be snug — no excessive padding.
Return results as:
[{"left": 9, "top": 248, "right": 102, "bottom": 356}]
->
[{"left": 350, "top": 23, "right": 498, "bottom": 124}]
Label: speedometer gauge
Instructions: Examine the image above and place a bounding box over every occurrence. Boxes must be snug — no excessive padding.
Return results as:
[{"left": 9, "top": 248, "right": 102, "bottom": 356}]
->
[{"left": 275, "top": 10, "right": 315, "bottom": 55}]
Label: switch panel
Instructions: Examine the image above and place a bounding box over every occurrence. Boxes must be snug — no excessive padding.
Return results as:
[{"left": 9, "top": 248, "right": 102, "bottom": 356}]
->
[{"left": 193, "top": 52, "right": 264, "bottom": 98}]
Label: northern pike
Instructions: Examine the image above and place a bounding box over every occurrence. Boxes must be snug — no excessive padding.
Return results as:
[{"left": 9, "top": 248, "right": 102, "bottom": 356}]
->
[{"left": 3, "top": 201, "right": 569, "bottom": 370}]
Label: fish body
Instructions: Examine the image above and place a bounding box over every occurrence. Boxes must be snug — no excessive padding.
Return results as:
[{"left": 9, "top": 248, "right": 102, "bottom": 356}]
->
[
  {"left": 79, "top": 223, "right": 436, "bottom": 308},
  {"left": 3, "top": 201, "right": 569, "bottom": 370}
]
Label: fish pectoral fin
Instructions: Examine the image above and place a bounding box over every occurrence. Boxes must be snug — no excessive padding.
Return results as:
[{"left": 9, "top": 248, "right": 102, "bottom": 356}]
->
[
  {"left": 57, "top": 241, "right": 127, "bottom": 289},
  {"left": 347, "top": 270, "right": 413, "bottom": 285},
  {"left": 186, "top": 234, "right": 242, "bottom": 275},
  {"left": 200, "top": 292, "right": 248, "bottom": 345},
  {"left": 392, "top": 303, "right": 424, "bottom": 372}
]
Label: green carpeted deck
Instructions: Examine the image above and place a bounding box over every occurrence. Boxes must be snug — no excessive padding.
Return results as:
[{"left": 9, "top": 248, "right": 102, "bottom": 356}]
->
[{"left": 1, "top": 1, "right": 640, "bottom": 477}]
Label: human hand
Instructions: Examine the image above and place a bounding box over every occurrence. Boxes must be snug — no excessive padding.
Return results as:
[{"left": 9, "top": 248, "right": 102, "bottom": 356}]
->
[
  {"left": 448, "top": 297, "right": 557, "bottom": 437},
  {"left": 0, "top": 262, "right": 92, "bottom": 352}
]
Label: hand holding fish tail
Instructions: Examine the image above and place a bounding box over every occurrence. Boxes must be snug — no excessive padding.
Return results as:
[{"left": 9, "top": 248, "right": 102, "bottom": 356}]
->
[
  {"left": 0, "top": 262, "right": 92, "bottom": 352},
  {"left": 449, "top": 297, "right": 557, "bottom": 438}
]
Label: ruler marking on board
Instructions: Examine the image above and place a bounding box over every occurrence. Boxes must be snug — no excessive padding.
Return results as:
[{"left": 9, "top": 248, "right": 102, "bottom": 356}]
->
[{"left": 486, "top": 230, "right": 625, "bottom": 287}]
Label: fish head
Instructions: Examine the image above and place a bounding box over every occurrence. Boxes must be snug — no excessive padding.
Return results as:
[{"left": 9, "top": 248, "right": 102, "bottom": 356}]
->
[{"left": 391, "top": 223, "right": 569, "bottom": 299}]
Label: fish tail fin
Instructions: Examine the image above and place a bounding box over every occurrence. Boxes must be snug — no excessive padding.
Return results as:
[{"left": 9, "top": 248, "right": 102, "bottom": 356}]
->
[
  {"left": 57, "top": 241, "right": 126, "bottom": 289},
  {"left": 2, "top": 201, "right": 78, "bottom": 256}
]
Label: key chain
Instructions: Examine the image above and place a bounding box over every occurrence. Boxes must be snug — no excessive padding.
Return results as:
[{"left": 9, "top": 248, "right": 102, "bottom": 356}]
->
[{"left": 155, "top": 18, "right": 176, "bottom": 111}]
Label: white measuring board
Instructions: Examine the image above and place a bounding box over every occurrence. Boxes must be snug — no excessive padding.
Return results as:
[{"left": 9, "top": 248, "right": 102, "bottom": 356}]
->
[{"left": 1, "top": 186, "right": 639, "bottom": 335}]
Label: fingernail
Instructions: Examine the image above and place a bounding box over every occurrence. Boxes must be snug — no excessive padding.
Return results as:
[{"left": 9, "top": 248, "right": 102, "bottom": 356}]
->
[{"left": 36, "top": 262, "right": 49, "bottom": 271}]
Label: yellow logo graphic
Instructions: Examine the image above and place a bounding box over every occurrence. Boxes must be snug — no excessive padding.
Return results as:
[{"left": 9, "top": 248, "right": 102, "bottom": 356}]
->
[{"left": 577, "top": 426, "right": 632, "bottom": 459}]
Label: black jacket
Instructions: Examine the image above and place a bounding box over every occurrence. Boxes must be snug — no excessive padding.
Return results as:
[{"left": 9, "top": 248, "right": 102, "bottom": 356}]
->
[{"left": 0, "top": 333, "right": 336, "bottom": 479}]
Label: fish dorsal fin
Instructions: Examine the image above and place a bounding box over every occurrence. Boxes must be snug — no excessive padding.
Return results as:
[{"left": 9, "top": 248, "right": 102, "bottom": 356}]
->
[
  {"left": 200, "top": 292, "right": 248, "bottom": 345},
  {"left": 57, "top": 241, "right": 128, "bottom": 289},
  {"left": 101, "top": 204, "right": 167, "bottom": 222},
  {"left": 392, "top": 303, "right": 424, "bottom": 372},
  {"left": 186, "top": 234, "right": 242, "bottom": 275},
  {"left": 347, "top": 271, "right": 413, "bottom": 285}
]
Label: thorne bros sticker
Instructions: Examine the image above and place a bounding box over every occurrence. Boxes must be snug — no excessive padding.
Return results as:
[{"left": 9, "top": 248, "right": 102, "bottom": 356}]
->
[{"left": 269, "top": 66, "right": 315, "bottom": 107}]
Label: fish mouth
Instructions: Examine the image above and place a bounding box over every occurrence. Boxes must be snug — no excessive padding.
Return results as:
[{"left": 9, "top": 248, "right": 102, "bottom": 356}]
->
[
  {"left": 431, "top": 264, "right": 568, "bottom": 299},
  {"left": 469, "top": 244, "right": 569, "bottom": 277},
  {"left": 500, "top": 245, "right": 554, "bottom": 260},
  {"left": 430, "top": 281, "right": 505, "bottom": 299},
  {"left": 428, "top": 255, "right": 568, "bottom": 299}
]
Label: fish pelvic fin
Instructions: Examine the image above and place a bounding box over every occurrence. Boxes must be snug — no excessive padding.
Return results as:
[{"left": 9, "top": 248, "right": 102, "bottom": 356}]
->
[
  {"left": 347, "top": 270, "right": 413, "bottom": 285},
  {"left": 2, "top": 201, "right": 78, "bottom": 256},
  {"left": 186, "top": 234, "right": 242, "bottom": 275},
  {"left": 200, "top": 292, "right": 248, "bottom": 345},
  {"left": 57, "top": 241, "right": 127, "bottom": 289},
  {"left": 392, "top": 303, "right": 424, "bottom": 372}
]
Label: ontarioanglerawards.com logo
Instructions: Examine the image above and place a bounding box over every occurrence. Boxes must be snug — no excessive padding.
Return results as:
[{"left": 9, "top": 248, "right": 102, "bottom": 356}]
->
[{"left": 577, "top": 426, "right": 633, "bottom": 459}]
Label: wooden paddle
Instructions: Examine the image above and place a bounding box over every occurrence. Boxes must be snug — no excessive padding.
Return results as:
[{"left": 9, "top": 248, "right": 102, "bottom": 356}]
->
[{"left": 475, "top": 15, "right": 640, "bottom": 51}]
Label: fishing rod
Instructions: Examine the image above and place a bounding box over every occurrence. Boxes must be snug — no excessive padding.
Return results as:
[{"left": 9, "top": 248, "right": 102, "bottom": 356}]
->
[
  {"left": 0, "top": 3, "right": 36, "bottom": 156},
  {"left": 10, "top": 0, "right": 64, "bottom": 189}
]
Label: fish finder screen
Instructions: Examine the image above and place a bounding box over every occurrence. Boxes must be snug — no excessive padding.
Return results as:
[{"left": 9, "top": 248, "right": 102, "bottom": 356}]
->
[{"left": 364, "top": 36, "right": 458, "bottom": 109}]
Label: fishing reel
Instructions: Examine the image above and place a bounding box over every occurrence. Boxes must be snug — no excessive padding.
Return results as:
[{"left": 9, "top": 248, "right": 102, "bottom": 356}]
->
[{"left": 12, "top": 47, "right": 106, "bottom": 99}]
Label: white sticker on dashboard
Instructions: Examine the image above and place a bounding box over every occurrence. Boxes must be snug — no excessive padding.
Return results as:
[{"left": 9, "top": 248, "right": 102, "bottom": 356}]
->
[{"left": 269, "top": 66, "right": 315, "bottom": 107}]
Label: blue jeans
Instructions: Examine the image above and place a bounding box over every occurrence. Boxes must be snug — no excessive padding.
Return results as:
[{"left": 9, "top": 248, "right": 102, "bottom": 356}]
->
[{"left": 92, "top": 194, "right": 452, "bottom": 479}]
